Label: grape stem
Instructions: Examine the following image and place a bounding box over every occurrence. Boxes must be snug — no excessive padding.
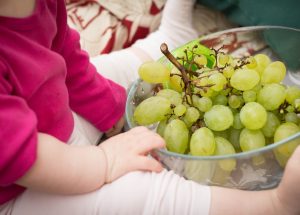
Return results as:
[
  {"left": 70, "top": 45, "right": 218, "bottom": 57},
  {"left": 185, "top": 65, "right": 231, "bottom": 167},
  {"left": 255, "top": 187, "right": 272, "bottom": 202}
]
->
[{"left": 160, "top": 43, "right": 193, "bottom": 105}]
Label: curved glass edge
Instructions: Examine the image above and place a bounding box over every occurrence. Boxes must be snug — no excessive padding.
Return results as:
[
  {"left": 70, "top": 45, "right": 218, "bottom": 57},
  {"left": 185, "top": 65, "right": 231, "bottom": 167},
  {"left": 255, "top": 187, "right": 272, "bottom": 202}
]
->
[
  {"left": 125, "top": 79, "right": 141, "bottom": 129},
  {"left": 125, "top": 25, "right": 300, "bottom": 161},
  {"left": 196, "top": 25, "right": 300, "bottom": 39},
  {"left": 156, "top": 131, "right": 300, "bottom": 160}
]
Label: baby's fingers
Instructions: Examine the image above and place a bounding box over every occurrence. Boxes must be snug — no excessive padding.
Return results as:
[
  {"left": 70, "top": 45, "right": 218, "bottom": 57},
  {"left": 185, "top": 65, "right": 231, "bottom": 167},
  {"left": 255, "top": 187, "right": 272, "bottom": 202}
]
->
[
  {"left": 135, "top": 156, "right": 164, "bottom": 173},
  {"left": 136, "top": 133, "right": 165, "bottom": 154}
]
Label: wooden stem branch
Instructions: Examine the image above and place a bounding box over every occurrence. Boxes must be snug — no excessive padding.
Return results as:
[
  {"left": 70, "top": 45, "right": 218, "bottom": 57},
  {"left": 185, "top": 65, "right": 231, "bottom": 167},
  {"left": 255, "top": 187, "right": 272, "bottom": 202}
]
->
[
  {"left": 160, "top": 43, "right": 189, "bottom": 85},
  {"left": 160, "top": 43, "right": 193, "bottom": 104}
]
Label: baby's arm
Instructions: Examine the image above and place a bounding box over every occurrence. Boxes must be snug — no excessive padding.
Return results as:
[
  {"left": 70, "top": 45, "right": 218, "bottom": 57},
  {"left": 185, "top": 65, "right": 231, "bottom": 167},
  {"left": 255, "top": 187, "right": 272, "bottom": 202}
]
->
[
  {"left": 16, "top": 132, "right": 107, "bottom": 194},
  {"left": 16, "top": 127, "right": 165, "bottom": 194},
  {"left": 210, "top": 146, "right": 300, "bottom": 215}
]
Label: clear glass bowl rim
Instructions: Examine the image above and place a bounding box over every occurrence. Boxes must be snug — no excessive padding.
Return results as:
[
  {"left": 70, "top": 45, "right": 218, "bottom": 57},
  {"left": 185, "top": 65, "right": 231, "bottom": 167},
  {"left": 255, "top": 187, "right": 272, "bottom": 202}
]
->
[{"left": 126, "top": 25, "right": 300, "bottom": 161}]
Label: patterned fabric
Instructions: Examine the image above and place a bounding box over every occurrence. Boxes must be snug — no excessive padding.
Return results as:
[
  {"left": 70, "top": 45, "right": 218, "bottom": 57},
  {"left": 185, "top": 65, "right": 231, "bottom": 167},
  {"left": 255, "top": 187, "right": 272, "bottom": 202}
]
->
[{"left": 66, "top": 0, "right": 166, "bottom": 56}]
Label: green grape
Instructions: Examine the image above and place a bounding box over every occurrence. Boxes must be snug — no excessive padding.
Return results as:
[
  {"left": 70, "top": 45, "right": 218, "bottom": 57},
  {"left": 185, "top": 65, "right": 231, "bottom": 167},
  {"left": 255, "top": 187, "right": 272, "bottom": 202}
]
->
[
  {"left": 229, "top": 107, "right": 238, "bottom": 115},
  {"left": 261, "top": 61, "right": 286, "bottom": 84},
  {"left": 238, "top": 96, "right": 245, "bottom": 107},
  {"left": 273, "top": 149, "right": 290, "bottom": 167},
  {"left": 174, "top": 104, "right": 187, "bottom": 117},
  {"left": 156, "top": 120, "right": 168, "bottom": 137},
  {"left": 262, "top": 112, "right": 281, "bottom": 138},
  {"left": 199, "top": 69, "right": 219, "bottom": 78},
  {"left": 169, "top": 67, "right": 184, "bottom": 92},
  {"left": 184, "top": 160, "right": 214, "bottom": 184},
  {"left": 181, "top": 92, "right": 192, "bottom": 104},
  {"left": 219, "top": 88, "right": 231, "bottom": 96},
  {"left": 229, "top": 127, "right": 241, "bottom": 152},
  {"left": 195, "top": 67, "right": 210, "bottom": 75},
  {"left": 200, "top": 87, "right": 218, "bottom": 98},
  {"left": 183, "top": 107, "right": 200, "bottom": 127},
  {"left": 243, "top": 90, "right": 256, "bottom": 103},
  {"left": 168, "top": 114, "right": 178, "bottom": 123},
  {"left": 246, "top": 56, "right": 257, "bottom": 69},
  {"left": 286, "top": 105, "right": 295, "bottom": 113},
  {"left": 197, "top": 75, "right": 209, "bottom": 85},
  {"left": 231, "top": 88, "right": 241, "bottom": 95},
  {"left": 240, "top": 128, "right": 266, "bottom": 152},
  {"left": 138, "top": 61, "right": 170, "bottom": 83},
  {"left": 228, "top": 95, "right": 242, "bottom": 109},
  {"left": 194, "top": 54, "right": 207, "bottom": 66},
  {"left": 254, "top": 53, "right": 271, "bottom": 75},
  {"left": 215, "top": 137, "right": 236, "bottom": 171},
  {"left": 157, "top": 89, "right": 182, "bottom": 106},
  {"left": 213, "top": 130, "right": 229, "bottom": 140},
  {"left": 193, "top": 96, "right": 212, "bottom": 112},
  {"left": 223, "top": 65, "right": 235, "bottom": 78},
  {"left": 257, "top": 83, "right": 286, "bottom": 111},
  {"left": 190, "top": 127, "right": 216, "bottom": 156},
  {"left": 208, "top": 73, "right": 227, "bottom": 92},
  {"left": 230, "top": 68, "right": 260, "bottom": 91},
  {"left": 164, "top": 119, "right": 189, "bottom": 154},
  {"left": 191, "top": 94, "right": 199, "bottom": 103},
  {"left": 294, "top": 98, "right": 300, "bottom": 110},
  {"left": 217, "top": 53, "right": 230, "bottom": 67},
  {"left": 286, "top": 86, "right": 300, "bottom": 105},
  {"left": 274, "top": 122, "right": 300, "bottom": 157},
  {"left": 252, "top": 83, "right": 262, "bottom": 92},
  {"left": 240, "top": 102, "right": 267, "bottom": 130},
  {"left": 273, "top": 122, "right": 300, "bottom": 167},
  {"left": 134, "top": 96, "right": 172, "bottom": 125},
  {"left": 285, "top": 112, "right": 299, "bottom": 125},
  {"left": 233, "top": 113, "right": 244, "bottom": 129},
  {"left": 204, "top": 105, "right": 233, "bottom": 131},
  {"left": 213, "top": 94, "right": 228, "bottom": 106}
]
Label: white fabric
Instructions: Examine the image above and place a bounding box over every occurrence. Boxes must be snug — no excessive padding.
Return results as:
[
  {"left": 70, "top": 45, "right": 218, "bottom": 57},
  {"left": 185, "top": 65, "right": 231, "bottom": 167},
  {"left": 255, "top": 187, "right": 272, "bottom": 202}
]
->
[
  {"left": 69, "top": 112, "right": 103, "bottom": 146},
  {"left": 1, "top": 172, "right": 211, "bottom": 215},
  {"left": 133, "top": 0, "right": 198, "bottom": 60},
  {"left": 0, "top": 113, "right": 211, "bottom": 215},
  {"left": 91, "top": 48, "right": 142, "bottom": 89},
  {"left": 91, "top": 0, "right": 199, "bottom": 89}
]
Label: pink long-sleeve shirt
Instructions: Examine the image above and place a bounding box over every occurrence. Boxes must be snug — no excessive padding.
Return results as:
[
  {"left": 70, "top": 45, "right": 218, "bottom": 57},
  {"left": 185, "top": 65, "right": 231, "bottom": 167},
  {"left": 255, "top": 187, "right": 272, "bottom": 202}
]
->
[{"left": 0, "top": 0, "right": 126, "bottom": 204}]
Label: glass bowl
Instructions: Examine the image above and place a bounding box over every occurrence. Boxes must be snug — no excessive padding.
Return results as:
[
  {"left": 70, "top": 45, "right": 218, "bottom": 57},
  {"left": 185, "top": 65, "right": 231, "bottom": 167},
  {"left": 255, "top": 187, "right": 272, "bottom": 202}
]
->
[{"left": 125, "top": 26, "right": 300, "bottom": 190}]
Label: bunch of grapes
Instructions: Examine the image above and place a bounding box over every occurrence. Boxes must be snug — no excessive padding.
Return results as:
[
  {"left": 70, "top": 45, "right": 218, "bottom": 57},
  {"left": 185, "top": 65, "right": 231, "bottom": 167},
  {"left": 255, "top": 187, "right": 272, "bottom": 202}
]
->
[{"left": 133, "top": 42, "right": 300, "bottom": 169}]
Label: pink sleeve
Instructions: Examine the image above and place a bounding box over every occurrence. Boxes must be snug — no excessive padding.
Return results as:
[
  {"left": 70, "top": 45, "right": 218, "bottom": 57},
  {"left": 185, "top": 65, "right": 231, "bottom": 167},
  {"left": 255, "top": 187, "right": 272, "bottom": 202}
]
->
[
  {"left": 53, "top": 0, "right": 126, "bottom": 132},
  {"left": 61, "top": 27, "right": 126, "bottom": 132},
  {"left": 0, "top": 62, "right": 38, "bottom": 186}
]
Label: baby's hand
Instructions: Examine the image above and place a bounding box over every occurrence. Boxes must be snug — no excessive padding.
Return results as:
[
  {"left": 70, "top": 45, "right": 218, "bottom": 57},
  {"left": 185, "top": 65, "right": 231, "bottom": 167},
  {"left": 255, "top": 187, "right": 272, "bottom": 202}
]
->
[
  {"left": 99, "top": 126, "right": 165, "bottom": 183},
  {"left": 104, "top": 116, "right": 125, "bottom": 138}
]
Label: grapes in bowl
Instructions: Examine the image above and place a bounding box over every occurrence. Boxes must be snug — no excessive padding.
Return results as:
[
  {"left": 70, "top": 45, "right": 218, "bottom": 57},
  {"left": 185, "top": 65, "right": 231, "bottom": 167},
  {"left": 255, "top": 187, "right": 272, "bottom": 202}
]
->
[{"left": 125, "top": 26, "right": 300, "bottom": 190}]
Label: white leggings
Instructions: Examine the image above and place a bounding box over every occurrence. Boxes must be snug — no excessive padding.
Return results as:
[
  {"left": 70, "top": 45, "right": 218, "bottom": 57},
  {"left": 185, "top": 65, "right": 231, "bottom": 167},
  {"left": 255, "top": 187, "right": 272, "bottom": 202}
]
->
[{"left": 1, "top": 113, "right": 211, "bottom": 215}]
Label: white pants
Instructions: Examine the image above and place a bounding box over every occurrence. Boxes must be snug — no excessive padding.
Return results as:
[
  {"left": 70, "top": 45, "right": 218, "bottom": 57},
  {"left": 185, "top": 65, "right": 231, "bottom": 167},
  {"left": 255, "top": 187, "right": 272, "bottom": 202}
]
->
[{"left": 0, "top": 113, "right": 211, "bottom": 215}]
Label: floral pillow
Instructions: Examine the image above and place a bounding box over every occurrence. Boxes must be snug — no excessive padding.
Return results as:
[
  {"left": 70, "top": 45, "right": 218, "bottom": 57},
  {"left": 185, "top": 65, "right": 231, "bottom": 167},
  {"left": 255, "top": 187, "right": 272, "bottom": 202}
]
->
[{"left": 66, "top": 0, "right": 166, "bottom": 56}]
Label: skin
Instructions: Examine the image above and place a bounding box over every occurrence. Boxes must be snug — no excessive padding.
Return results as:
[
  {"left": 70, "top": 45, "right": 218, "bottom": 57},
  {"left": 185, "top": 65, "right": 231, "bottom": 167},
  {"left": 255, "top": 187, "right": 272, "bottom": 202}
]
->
[
  {"left": 104, "top": 116, "right": 125, "bottom": 137},
  {"left": 17, "top": 127, "right": 165, "bottom": 194}
]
